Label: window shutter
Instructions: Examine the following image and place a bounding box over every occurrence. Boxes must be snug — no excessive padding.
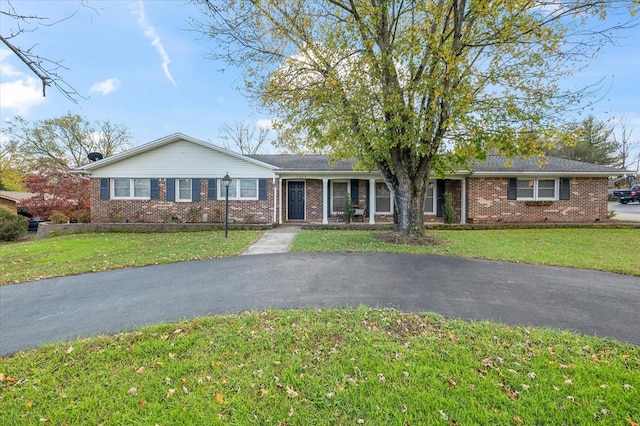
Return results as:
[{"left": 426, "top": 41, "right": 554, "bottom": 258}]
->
[
  {"left": 560, "top": 178, "right": 571, "bottom": 200},
  {"left": 150, "top": 179, "right": 159, "bottom": 200},
  {"left": 258, "top": 179, "right": 267, "bottom": 200},
  {"left": 192, "top": 178, "right": 201, "bottom": 201},
  {"left": 436, "top": 179, "right": 446, "bottom": 217},
  {"left": 166, "top": 178, "right": 175, "bottom": 201},
  {"left": 507, "top": 178, "right": 517, "bottom": 200},
  {"left": 208, "top": 178, "right": 217, "bottom": 200},
  {"left": 100, "top": 178, "right": 109, "bottom": 199},
  {"left": 351, "top": 179, "right": 359, "bottom": 204}
]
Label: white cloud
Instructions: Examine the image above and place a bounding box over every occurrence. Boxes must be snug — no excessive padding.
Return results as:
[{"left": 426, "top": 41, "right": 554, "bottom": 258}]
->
[
  {"left": 0, "top": 49, "right": 46, "bottom": 114},
  {"left": 130, "top": 0, "right": 177, "bottom": 87},
  {"left": 256, "top": 118, "right": 274, "bottom": 129},
  {"left": 90, "top": 78, "right": 121, "bottom": 95}
]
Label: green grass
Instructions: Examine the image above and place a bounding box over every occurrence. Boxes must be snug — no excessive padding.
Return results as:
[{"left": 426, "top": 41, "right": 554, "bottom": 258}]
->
[
  {"left": 1, "top": 308, "right": 638, "bottom": 424},
  {"left": 291, "top": 228, "right": 640, "bottom": 275},
  {"left": 0, "top": 231, "right": 264, "bottom": 285}
]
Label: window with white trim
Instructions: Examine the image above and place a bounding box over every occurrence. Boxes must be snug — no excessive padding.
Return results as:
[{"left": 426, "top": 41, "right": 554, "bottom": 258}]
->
[
  {"left": 112, "top": 178, "right": 150, "bottom": 199},
  {"left": 218, "top": 179, "right": 259, "bottom": 200},
  {"left": 331, "top": 181, "right": 349, "bottom": 213},
  {"left": 375, "top": 182, "right": 391, "bottom": 213},
  {"left": 177, "top": 178, "right": 192, "bottom": 202},
  {"left": 516, "top": 178, "right": 558, "bottom": 200},
  {"left": 423, "top": 181, "right": 435, "bottom": 214}
]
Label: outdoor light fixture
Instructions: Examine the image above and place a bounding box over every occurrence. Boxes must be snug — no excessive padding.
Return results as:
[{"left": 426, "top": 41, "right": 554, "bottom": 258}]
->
[{"left": 221, "top": 173, "right": 232, "bottom": 238}]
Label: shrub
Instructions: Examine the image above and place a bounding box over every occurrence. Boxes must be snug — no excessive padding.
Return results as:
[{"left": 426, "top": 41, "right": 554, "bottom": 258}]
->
[
  {"left": 0, "top": 208, "right": 28, "bottom": 241},
  {"left": 187, "top": 206, "right": 203, "bottom": 222},
  {"left": 343, "top": 197, "right": 354, "bottom": 222},
  {"left": 49, "top": 211, "right": 68, "bottom": 224},
  {"left": 442, "top": 192, "right": 457, "bottom": 224},
  {"left": 75, "top": 210, "right": 91, "bottom": 223}
]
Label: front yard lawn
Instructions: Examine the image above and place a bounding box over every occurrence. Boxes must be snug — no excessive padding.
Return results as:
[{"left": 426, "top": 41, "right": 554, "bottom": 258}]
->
[
  {"left": 291, "top": 228, "right": 640, "bottom": 276},
  {"left": 0, "top": 231, "right": 264, "bottom": 285},
  {"left": 1, "top": 308, "right": 638, "bottom": 424}
]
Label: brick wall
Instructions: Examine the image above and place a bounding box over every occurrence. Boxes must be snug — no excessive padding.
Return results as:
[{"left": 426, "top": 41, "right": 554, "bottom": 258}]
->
[
  {"left": 90, "top": 178, "right": 275, "bottom": 223},
  {"left": 467, "top": 177, "right": 608, "bottom": 223},
  {"left": 0, "top": 198, "right": 17, "bottom": 214}
]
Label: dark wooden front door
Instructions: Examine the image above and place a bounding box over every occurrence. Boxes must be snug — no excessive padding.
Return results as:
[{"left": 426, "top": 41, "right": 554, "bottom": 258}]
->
[{"left": 287, "top": 181, "right": 305, "bottom": 220}]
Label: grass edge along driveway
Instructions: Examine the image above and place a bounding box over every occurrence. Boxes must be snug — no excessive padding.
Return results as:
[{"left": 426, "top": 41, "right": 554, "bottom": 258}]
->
[
  {"left": 1, "top": 228, "right": 639, "bottom": 285},
  {"left": 0, "top": 230, "right": 265, "bottom": 285},
  {"left": 292, "top": 228, "right": 640, "bottom": 276},
  {"left": 1, "top": 307, "right": 638, "bottom": 424}
]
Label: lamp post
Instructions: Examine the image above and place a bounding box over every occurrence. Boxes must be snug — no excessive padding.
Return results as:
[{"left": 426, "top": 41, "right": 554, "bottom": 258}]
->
[{"left": 221, "top": 173, "right": 232, "bottom": 238}]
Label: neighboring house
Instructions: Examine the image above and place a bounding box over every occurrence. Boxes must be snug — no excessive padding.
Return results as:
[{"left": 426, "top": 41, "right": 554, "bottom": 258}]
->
[
  {"left": 0, "top": 191, "right": 36, "bottom": 215},
  {"left": 72, "top": 133, "right": 625, "bottom": 225}
]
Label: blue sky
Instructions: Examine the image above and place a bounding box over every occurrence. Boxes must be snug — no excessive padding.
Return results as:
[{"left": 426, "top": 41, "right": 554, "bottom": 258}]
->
[{"left": 1, "top": 0, "right": 639, "bottom": 163}]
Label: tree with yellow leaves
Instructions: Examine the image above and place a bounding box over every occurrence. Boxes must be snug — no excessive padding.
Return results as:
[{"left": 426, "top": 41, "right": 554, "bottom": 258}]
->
[{"left": 193, "top": 0, "right": 638, "bottom": 235}]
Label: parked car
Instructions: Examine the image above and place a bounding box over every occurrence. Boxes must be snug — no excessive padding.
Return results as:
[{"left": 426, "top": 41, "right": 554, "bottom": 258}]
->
[
  {"left": 27, "top": 217, "right": 47, "bottom": 232},
  {"left": 613, "top": 185, "right": 640, "bottom": 204}
]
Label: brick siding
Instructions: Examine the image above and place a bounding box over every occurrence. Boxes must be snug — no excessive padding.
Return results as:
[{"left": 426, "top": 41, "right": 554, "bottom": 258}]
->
[
  {"left": 91, "top": 176, "right": 610, "bottom": 224},
  {"left": 0, "top": 198, "right": 18, "bottom": 214},
  {"left": 467, "top": 177, "right": 608, "bottom": 223},
  {"left": 90, "top": 178, "right": 275, "bottom": 223}
]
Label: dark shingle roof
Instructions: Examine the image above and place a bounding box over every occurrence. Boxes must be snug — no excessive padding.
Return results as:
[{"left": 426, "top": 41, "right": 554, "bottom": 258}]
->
[
  {"left": 249, "top": 153, "right": 623, "bottom": 175},
  {"left": 248, "top": 155, "right": 357, "bottom": 171},
  {"left": 472, "top": 155, "right": 623, "bottom": 174}
]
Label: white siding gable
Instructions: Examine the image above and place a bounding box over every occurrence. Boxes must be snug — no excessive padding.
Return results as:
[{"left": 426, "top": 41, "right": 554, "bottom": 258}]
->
[{"left": 88, "top": 139, "right": 274, "bottom": 178}]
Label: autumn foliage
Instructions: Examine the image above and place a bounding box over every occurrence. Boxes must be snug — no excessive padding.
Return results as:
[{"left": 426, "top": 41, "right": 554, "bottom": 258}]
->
[{"left": 21, "top": 166, "right": 90, "bottom": 221}]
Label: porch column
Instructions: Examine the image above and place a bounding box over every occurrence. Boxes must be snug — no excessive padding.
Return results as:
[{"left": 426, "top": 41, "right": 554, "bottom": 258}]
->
[
  {"left": 369, "top": 178, "right": 375, "bottom": 224},
  {"left": 461, "top": 177, "right": 467, "bottom": 224},
  {"left": 322, "top": 178, "right": 329, "bottom": 224},
  {"left": 273, "top": 175, "right": 278, "bottom": 224},
  {"left": 278, "top": 179, "right": 283, "bottom": 224}
]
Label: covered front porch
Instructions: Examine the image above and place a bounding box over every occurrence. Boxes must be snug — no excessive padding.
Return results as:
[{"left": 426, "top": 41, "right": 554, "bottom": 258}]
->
[{"left": 276, "top": 174, "right": 466, "bottom": 225}]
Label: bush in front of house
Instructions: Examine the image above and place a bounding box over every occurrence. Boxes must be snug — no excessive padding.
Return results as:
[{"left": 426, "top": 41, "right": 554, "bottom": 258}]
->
[
  {"left": 0, "top": 208, "right": 28, "bottom": 241},
  {"left": 442, "top": 192, "right": 457, "bottom": 224},
  {"left": 49, "top": 211, "right": 68, "bottom": 224}
]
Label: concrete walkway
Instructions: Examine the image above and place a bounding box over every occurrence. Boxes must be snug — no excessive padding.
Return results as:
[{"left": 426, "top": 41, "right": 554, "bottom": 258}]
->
[{"left": 241, "top": 226, "right": 301, "bottom": 255}]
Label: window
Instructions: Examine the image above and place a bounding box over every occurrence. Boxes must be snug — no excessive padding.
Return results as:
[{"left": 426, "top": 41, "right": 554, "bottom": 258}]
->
[
  {"left": 112, "top": 178, "right": 150, "bottom": 199},
  {"left": 514, "top": 178, "right": 557, "bottom": 200},
  {"left": 537, "top": 179, "right": 556, "bottom": 199},
  {"left": 240, "top": 179, "right": 257, "bottom": 198},
  {"left": 517, "top": 179, "right": 535, "bottom": 199},
  {"left": 375, "top": 182, "right": 391, "bottom": 213},
  {"left": 331, "top": 181, "right": 349, "bottom": 213},
  {"left": 219, "top": 179, "right": 259, "bottom": 200},
  {"left": 177, "top": 179, "right": 192, "bottom": 202},
  {"left": 423, "top": 181, "right": 435, "bottom": 214}
]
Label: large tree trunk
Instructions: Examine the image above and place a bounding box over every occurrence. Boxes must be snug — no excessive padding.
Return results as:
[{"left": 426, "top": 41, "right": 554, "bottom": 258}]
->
[{"left": 379, "top": 156, "right": 430, "bottom": 236}]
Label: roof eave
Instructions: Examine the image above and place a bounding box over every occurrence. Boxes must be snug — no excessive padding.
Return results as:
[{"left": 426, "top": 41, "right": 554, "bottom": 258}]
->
[
  {"left": 471, "top": 171, "right": 621, "bottom": 177},
  {"left": 71, "top": 133, "right": 280, "bottom": 173}
]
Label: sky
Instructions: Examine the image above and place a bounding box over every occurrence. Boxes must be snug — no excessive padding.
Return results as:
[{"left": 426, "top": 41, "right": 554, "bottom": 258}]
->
[{"left": 1, "top": 0, "right": 639, "bottom": 164}]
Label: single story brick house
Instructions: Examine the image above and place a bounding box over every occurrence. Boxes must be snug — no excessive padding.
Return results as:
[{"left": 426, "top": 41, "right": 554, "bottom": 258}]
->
[
  {"left": 72, "top": 133, "right": 624, "bottom": 225},
  {"left": 0, "top": 191, "right": 36, "bottom": 215}
]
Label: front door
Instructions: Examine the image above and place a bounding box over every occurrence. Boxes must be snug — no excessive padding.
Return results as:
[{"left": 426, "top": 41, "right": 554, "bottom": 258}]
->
[{"left": 287, "top": 181, "right": 305, "bottom": 220}]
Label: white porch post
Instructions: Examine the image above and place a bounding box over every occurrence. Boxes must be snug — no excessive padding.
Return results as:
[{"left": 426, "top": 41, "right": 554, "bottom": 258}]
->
[
  {"left": 461, "top": 177, "right": 467, "bottom": 224},
  {"left": 369, "top": 178, "right": 375, "bottom": 224},
  {"left": 278, "top": 178, "right": 283, "bottom": 224},
  {"left": 273, "top": 175, "right": 278, "bottom": 224},
  {"left": 322, "top": 178, "right": 329, "bottom": 224}
]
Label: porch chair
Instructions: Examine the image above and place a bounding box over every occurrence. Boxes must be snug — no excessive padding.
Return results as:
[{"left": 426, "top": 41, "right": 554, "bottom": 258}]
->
[{"left": 353, "top": 205, "right": 366, "bottom": 222}]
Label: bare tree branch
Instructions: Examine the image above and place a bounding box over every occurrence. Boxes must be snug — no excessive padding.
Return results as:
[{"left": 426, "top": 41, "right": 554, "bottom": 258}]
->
[
  {"left": 219, "top": 121, "right": 270, "bottom": 155},
  {"left": 0, "top": 0, "right": 90, "bottom": 103}
]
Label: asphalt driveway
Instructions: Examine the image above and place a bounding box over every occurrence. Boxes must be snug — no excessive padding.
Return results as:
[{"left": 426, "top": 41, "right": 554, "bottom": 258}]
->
[{"left": 1, "top": 253, "right": 639, "bottom": 355}]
